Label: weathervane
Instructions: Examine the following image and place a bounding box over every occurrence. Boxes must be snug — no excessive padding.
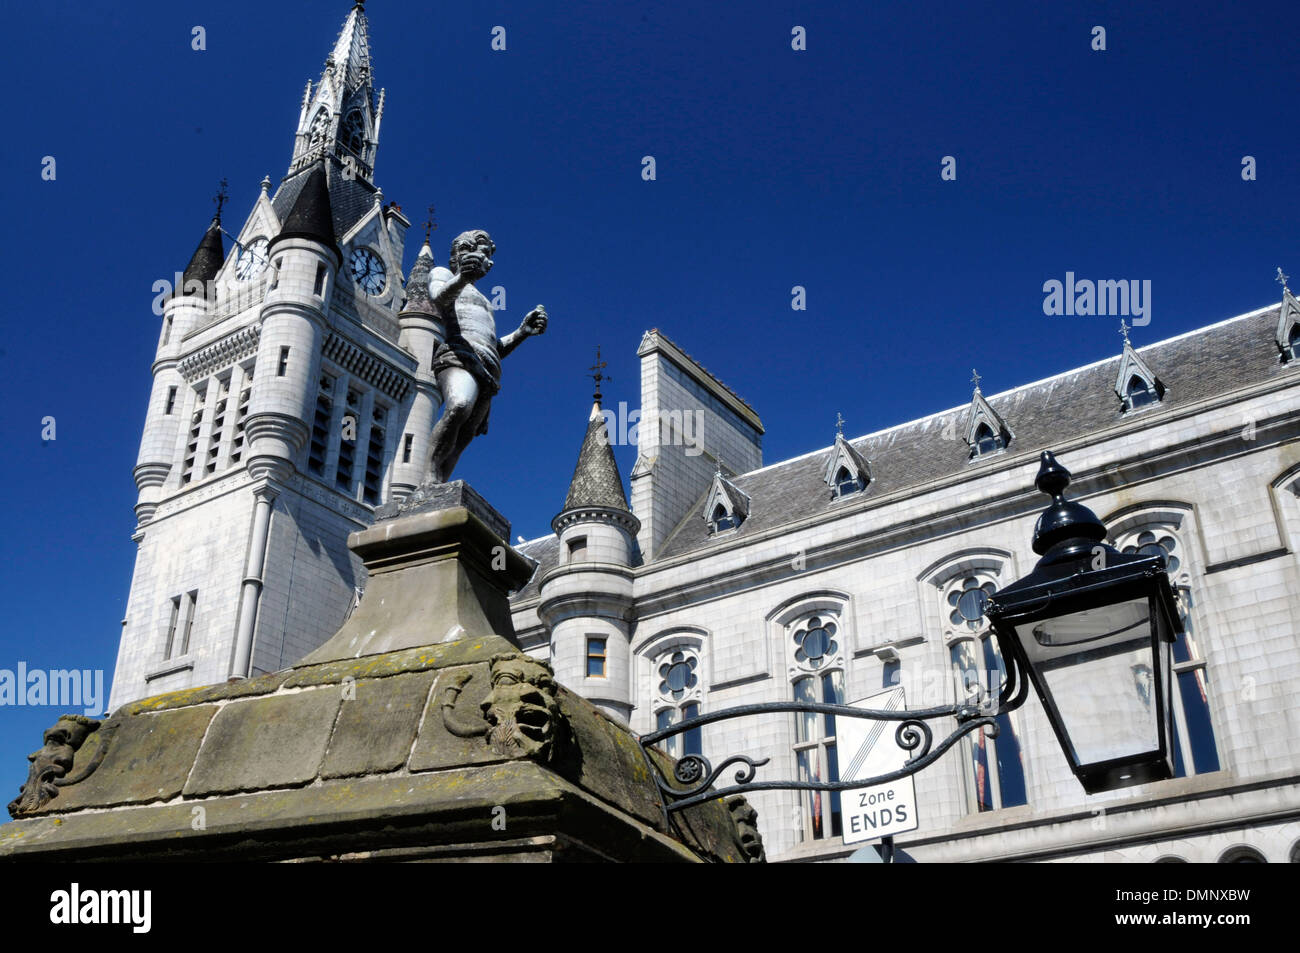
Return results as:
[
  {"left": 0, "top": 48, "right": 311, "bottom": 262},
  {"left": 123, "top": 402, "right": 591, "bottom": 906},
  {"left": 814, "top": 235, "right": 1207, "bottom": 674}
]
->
[
  {"left": 213, "top": 177, "right": 229, "bottom": 224},
  {"left": 835, "top": 412, "right": 845, "bottom": 437},
  {"left": 971, "top": 368, "right": 982, "bottom": 393},
  {"left": 1119, "top": 319, "right": 1131, "bottom": 347},
  {"left": 588, "top": 345, "right": 611, "bottom": 402},
  {"left": 1278, "top": 267, "right": 1290, "bottom": 294},
  {"left": 423, "top": 204, "right": 437, "bottom": 244}
]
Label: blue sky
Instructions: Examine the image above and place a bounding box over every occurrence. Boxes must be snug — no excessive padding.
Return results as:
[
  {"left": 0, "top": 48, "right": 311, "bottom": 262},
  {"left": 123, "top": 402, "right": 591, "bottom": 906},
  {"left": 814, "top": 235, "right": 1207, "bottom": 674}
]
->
[{"left": 0, "top": 0, "right": 1296, "bottom": 795}]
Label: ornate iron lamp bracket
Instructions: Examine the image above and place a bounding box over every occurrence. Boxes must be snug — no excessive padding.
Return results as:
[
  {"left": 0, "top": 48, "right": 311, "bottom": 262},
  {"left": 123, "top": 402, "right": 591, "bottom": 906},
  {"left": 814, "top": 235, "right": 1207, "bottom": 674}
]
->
[{"left": 640, "top": 688, "right": 1025, "bottom": 813}]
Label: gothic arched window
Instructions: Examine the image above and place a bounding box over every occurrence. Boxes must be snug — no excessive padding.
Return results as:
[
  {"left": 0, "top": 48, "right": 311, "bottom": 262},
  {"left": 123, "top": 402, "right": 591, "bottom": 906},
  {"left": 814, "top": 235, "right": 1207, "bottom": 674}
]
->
[
  {"left": 834, "top": 466, "right": 862, "bottom": 498},
  {"left": 1124, "top": 375, "right": 1158, "bottom": 410},
  {"left": 944, "top": 572, "right": 1028, "bottom": 814},
  {"left": 342, "top": 110, "right": 366, "bottom": 156},
  {"left": 789, "top": 611, "right": 846, "bottom": 841},
  {"left": 1289, "top": 323, "right": 1300, "bottom": 361},
  {"left": 710, "top": 503, "right": 738, "bottom": 533},
  {"left": 308, "top": 109, "right": 331, "bottom": 147},
  {"left": 652, "top": 647, "right": 702, "bottom": 759},
  {"left": 974, "top": 423, "right": 1004, "bottom": 456}
]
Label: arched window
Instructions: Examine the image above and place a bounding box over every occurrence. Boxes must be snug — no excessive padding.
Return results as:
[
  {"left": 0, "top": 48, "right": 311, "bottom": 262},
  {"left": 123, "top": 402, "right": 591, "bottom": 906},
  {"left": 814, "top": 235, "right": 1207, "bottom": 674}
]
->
[
  {"left": 642, "top": 634, "right": 712, "bottom": 764},
  {"left": 789, "top": 612, "right": 846, "bottom": 841},
  {"left": 1124, "top": 375, "right": 1157, "bottom": 410},
  {"left": 342, "top": 110, "right": 366, "bottom": 156},
  {"left": 834, "top": 466, "right": 862, "bottom": 498},
  {"left": 1117, "top": 526, "right": 1220, "bottom": 777},
  {"left": 1289, "top": 323, "right": 1300, "bottom": 361},
  {"left": 943, "top": 573, "right": 1028, "bottom": 813},
  {"left": 307, "top": 109, "right": 330, "bottom": 147},
  {"left": 974, "top": 423, "right": 1004, "bottom": 456},
  {"left": 710, "top": 503, "right": 738, "bottom": 533}
]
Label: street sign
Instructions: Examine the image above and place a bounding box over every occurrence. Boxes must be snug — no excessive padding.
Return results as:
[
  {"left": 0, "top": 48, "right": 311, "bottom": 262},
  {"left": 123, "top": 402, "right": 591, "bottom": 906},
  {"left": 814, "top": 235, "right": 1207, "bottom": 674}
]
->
[{"left": 838, "top": 686, "right": 920, "bottom": 844}]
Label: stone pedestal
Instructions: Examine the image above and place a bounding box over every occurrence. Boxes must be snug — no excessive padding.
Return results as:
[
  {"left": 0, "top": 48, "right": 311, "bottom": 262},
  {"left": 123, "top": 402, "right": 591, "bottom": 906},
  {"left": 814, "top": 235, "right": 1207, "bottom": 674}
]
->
[
  {"left": 0, "top": 482, "right": 764, "bottom": 863},
  {"left": 299, "top": 481, "right": 535, "bottom": 664}
]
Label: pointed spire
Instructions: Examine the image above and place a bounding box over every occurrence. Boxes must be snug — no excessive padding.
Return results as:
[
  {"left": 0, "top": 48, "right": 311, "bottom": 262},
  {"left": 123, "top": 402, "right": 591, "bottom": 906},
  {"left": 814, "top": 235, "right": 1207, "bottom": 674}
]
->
[
  {"left": 272, "top": 161, "right": 339, "bottom": 261},
  {"left": 289, "top": 2, "right": 380, "bottom": 178},
  {"left": 400, "top": 241, "right": 437, "bottom": 315},
  {"left": 173, "top": 178, "right": 229, "bottom": 295},
  {"left": 561, "top": 401, "right": 630, "bottom": 513},
  {"left": 180, "top": 210, "right": 226, "bottom": 292}
]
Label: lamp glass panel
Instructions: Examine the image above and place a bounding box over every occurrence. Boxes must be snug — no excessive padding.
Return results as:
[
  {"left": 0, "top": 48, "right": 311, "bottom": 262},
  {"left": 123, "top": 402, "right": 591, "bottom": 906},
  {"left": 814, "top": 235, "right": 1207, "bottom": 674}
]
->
[{"left": 1027, "top": 598, "right": 1159, "bottom": 766}]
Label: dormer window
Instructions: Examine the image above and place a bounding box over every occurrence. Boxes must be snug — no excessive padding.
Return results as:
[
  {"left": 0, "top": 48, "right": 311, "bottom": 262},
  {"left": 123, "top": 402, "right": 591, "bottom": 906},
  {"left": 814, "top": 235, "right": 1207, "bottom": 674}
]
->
[
  {"left": 1114, "top": 330, "right": 1165, "bottom": 412},
  {"left": 1123, "top": 374, "right": 1157, "bottom": 411},
  {"left": 823, "top": 432, "right": 871, "bottom": 499},
  {"left": 974, "top": 423, "right": 1004, "bottom": 456},
  {"left": 834, "top": 466, "right": 862, "bottom": 497},
  {"left": 964, "top": 377, "right": 1013, "bottom": 460},
  {"left": 710, "top": 503, "right": 739, "bottom": 533},
  {"left": 1288, "top": 323, "right": 1300, "bottom": 362}
]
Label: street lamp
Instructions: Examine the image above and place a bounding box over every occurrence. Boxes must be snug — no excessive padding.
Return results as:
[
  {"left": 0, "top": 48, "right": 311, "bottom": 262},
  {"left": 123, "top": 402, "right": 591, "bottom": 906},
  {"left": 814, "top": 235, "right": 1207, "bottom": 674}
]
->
[
  {"left": 985, "top": 450, "right": 1180, "bottom": 794},
  {"left": 640, "top": 449, "right": 1182, "bottom": 814}
]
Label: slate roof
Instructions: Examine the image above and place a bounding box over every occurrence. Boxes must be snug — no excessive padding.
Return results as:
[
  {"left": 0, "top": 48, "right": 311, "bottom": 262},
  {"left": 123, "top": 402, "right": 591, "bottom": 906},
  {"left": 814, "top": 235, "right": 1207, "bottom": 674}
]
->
[
  {"left": 272, "top": 158, "right": 378, "bottom": 248},
  {"left": 655, "top": 304, "right": 1292, "bottom": 560},
  {"left": 562, "top": 405, "right": 631, "bottom": 512},
  {"left": 181, "top": 217, "right": 225, "bottom": 287},
  {"left": 512, "top": 534, "right": 560, "bottom": 603}
]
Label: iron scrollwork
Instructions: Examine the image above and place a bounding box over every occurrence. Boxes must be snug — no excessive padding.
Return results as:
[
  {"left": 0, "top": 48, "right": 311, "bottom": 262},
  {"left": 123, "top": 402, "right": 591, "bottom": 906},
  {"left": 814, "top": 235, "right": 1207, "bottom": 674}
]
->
[{"left": 641, "top": 689, "right": 1023, "bottom": 813}]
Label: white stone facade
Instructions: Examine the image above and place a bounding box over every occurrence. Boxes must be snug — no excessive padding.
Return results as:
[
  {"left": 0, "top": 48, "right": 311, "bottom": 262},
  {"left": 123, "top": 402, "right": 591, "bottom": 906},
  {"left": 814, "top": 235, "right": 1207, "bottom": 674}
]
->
[{"left": 517, "top": 306, "right": 1300, "bottom": 864}]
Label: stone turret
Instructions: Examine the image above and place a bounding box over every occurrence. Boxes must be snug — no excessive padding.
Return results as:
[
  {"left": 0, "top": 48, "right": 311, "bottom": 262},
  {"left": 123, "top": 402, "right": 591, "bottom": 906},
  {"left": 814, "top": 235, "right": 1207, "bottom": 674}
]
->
[
  {"left": 133, "top": 215, "right": 227, "bottom": 526},
  {"left": 244, "top": 161, "right": 337, "bottom": 484},
  {"left": 538, "top": 396, "right": 640, "bottom": 723},
  {"left": 392, "top": 241, "right": 443, "bottom": 498}
]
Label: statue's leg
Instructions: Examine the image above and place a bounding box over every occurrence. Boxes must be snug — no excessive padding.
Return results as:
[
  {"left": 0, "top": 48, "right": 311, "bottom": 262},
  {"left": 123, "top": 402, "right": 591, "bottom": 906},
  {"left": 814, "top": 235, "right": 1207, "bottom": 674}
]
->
[
  {"left": 437, "top": 394, "right": 491, "bottom": 481},
  {"left": 428, "top": 368, "right": 480, "bottom": 483}
]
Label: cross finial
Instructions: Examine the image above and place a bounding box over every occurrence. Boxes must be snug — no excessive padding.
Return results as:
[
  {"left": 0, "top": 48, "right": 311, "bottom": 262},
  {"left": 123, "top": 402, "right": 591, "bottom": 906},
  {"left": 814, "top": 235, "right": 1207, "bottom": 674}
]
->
[
  {"left": 971, "top": 368, "right": 982, "bottom": 393},
  {"left": 423, "top": 204, "right": 437, "bottom": 244},
  {"left": 1277, "top": 267, "right": 1290, "bottom": 294},
  {"left": 588, "top": 345, "right": 611, "bottom": 403},
  {"left": 213, "top": 177, "right": 229, "bottom": 224},
  {"left": 1119, "top": 319, "right": 1131, "bottom": 346},
  {"left": 835, "top": 412, "right": 845, "bottom": 436}
]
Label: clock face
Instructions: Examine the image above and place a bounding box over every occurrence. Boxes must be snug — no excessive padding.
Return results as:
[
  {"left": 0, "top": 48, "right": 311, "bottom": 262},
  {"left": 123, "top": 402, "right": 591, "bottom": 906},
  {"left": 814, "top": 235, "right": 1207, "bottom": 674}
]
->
[
  {"left": 350, "top": 247, "right": 387, "bottom": 295},
  {"left": 236, "top": 238, "right": 269, "bottom": 280}
]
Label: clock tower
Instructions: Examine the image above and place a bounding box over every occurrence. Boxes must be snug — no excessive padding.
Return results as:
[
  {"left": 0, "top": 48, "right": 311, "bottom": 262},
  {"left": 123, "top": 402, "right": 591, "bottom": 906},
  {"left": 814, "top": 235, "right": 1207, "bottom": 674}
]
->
[{"left": 111, "top": 2, "right": 430, "bottom": 709}]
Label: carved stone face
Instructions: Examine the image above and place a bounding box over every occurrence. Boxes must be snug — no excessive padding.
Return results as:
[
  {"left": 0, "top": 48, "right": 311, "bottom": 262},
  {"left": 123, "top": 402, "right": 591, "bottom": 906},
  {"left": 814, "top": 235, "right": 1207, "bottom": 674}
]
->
[
  {"left": 30, "top": 718, "right": 96, "bottom": 780},
  {"left": 448, "top": 230, "right": 496, "bottom": 280},
  {"left": 10, "top": 715, "right": 99, "bottom": 817},
  {"left": 481, "top": 654, "right": 561, "bottom": 762},
  {"left": 728, "top": 796, "right": 766, "bottom": 863}
]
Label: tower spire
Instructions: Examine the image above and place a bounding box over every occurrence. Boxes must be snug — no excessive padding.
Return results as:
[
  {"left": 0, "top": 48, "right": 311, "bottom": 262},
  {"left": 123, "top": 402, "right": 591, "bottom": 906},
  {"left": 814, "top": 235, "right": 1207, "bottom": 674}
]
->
[{"left": 288, "top": 2, "right": 381, "bottom": 180}]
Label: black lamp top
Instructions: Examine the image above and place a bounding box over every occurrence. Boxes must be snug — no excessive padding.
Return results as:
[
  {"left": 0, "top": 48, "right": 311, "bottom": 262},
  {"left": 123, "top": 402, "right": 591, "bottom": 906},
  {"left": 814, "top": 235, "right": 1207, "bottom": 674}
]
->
[{"left": 1031, "top": 451, "right": 1109, "bottom": 556}]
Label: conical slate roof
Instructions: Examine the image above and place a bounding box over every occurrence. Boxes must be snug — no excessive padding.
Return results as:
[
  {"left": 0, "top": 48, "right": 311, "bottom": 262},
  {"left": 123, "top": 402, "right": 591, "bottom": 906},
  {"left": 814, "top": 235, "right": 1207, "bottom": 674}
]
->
[
  {"left": 272, "top": 162, "right": 340, "bottom": 261},
  {"left": 181, "top": 217, "right": 225, "bottom": 289},
  {"left": 562, "top": 404, "right": 630, "bottom": 511},
  {"left": 400, "top": 242, "right": 436, "bottom": 315}
]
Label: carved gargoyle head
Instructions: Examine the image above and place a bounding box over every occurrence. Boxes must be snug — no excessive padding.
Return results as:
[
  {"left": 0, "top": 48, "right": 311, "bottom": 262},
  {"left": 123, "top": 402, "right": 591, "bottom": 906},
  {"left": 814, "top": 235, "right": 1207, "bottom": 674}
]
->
[
  {"left": 727, "top": 796, "right": 766, "bottom": 863},
  {"left": 481, "top": 653, "right": 562, "bottom": 763},
  {"left": 448, "top": 229, "right": 495, "bottom": 280},
  {"left": 8, "top": 715, "right": 100, "bottom": 817}
]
